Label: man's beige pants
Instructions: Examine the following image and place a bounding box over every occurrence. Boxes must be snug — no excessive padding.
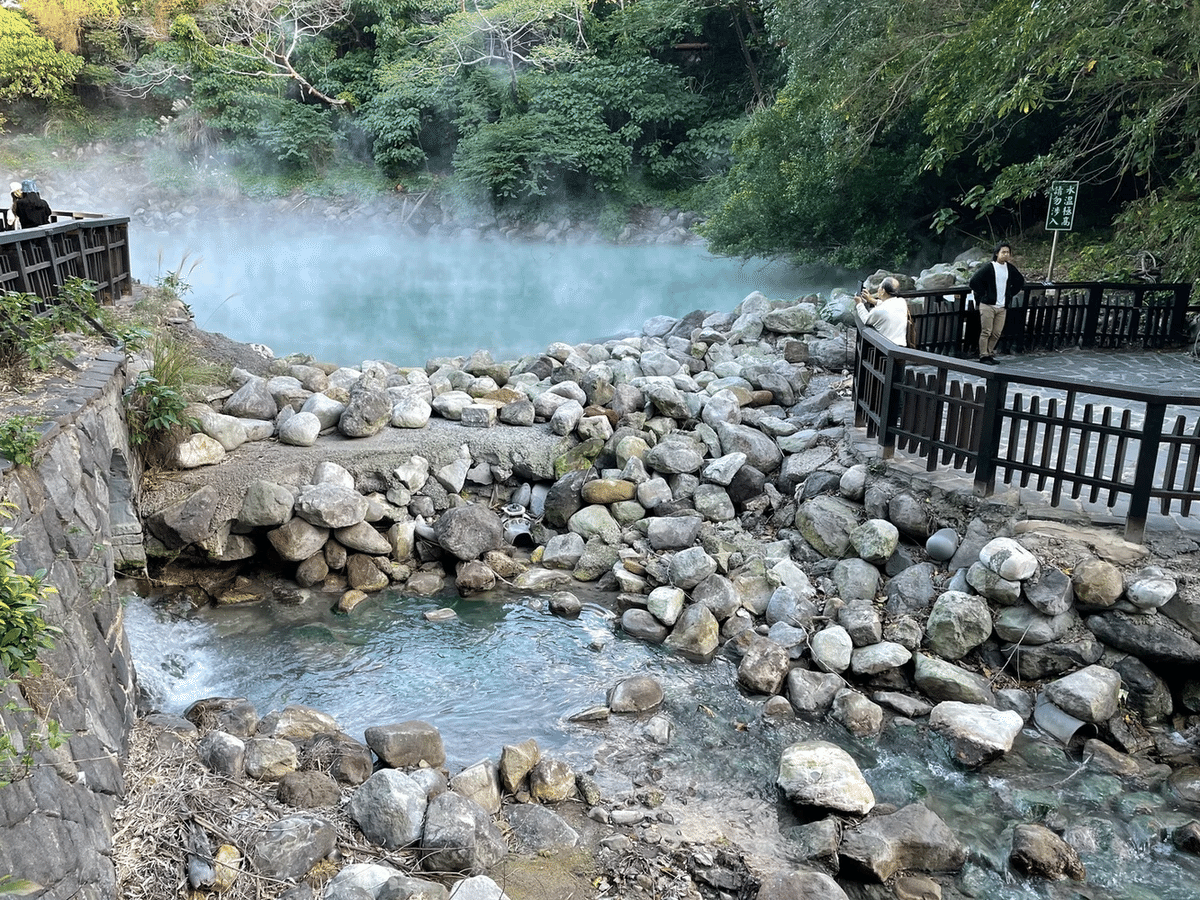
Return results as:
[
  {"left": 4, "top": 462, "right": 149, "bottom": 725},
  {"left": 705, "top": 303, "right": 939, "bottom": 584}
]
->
[{"left": 979, "top": 304, "right": 1006, "bottom": 357}]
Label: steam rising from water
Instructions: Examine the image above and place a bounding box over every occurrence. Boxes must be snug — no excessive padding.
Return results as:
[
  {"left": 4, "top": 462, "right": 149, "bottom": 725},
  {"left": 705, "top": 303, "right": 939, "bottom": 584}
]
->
[{"left": 131, "top": 220, "right": 848, "bottom": 367}]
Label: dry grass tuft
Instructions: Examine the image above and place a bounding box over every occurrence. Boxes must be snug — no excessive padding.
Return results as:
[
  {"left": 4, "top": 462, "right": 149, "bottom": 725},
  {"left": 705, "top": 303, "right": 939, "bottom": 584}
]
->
[{"left": 113, "top": 719, "right": 423, "bottom": 900}]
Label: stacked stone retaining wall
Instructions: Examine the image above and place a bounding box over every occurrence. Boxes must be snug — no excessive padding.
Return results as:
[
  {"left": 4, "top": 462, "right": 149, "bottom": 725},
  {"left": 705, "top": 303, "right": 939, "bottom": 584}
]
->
[{"left": 0, "top": 351, "right": 142, "bottom": 899}]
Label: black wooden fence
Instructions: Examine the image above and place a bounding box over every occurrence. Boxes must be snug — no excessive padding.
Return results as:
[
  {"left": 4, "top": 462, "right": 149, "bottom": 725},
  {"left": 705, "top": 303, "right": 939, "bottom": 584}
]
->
[
  {"left": 904, "top": 281, "right": 1192, "bottom": 357},
  {"left": 853, "top": 282, "right": 1200, "bottom": 542},
  {"left": 0, "top": 213, "right": 131, "bottom": 307}
]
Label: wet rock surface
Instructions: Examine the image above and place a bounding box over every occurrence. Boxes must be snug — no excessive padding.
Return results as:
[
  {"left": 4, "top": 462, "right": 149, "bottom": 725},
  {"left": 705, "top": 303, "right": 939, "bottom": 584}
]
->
[{"left": 83, "top": 255, "right": 1200, "bottom": 897}]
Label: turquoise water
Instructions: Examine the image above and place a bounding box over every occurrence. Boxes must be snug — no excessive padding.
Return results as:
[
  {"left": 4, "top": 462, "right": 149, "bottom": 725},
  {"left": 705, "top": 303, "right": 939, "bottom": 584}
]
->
[
  {"left": 119, "top": 224, "right": 1200, "bottom": 897},
  {"left": 124, "top": 588, "right": 1200, "bottom": 900},
  {"left": 131, "top": 224, "right": 845, "bottom": 367}
]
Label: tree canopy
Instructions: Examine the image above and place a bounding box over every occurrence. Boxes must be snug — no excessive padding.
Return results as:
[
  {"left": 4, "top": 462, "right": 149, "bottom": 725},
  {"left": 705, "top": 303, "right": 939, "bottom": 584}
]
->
[
  {"left": 703, "top": 0, "right": 1200, "bottom": 277},
  {"left": 0, "top": 8, "right": 84, "bottom": 125},
  {"left": 2, "top": 0, "right": 1199, "bottom": 278}
]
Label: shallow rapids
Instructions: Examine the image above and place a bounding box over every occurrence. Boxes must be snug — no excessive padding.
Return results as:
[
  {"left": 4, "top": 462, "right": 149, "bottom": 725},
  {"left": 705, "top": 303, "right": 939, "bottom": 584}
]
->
[{"left": 124, "top": 587, "right": 1200, "bottom": 899}]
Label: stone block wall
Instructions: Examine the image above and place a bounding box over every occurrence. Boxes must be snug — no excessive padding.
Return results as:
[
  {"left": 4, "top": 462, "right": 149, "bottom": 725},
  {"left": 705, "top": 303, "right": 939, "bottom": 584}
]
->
[{"left": 0, "top": 351, "right": 142, "bottom": 899}]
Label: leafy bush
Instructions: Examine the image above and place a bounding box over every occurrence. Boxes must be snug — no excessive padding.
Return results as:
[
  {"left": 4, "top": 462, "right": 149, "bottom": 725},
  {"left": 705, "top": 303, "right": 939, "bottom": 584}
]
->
[
  {"left": 0, "top": 503, "right": 64, "bottom": 789},
  {"left": 0, "top": 280, "right": 105, "bottom": 381},
  {"left": 0, "top": 416, "right": 43, "bottom": 468},
  {"left": 0, "top": 292, "right": 53, "bottom": 379},
  {"left": 0, "top": 505, "right": 57, "bottom": 678},
  {"left": 123, "top": 335, "right": 213, "bottom": 455},
  {"left": 124, "top": 371, "right": 190, "bottom": 447},
  {"left": 258, "top": 102, "right": 339, "bottom": 173},
  {"left": 0, "top": 9, "right": 84, "bottom": 127}
]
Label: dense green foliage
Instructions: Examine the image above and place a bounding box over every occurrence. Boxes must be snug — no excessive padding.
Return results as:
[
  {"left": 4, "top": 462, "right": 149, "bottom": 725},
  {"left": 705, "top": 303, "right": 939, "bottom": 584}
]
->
[
  {"left": 123, "top": 272, "right": 215, "bottom": 455},
  {"left": 0, "top": 417, "right": 42, "bottom": 469},
  {"left": 123, "top": 333, "right": 209, "bottom": 449},
  {"left": 2, "top": 0, "right": 1199, "bottom": 276},
  {"left": 0, "top": 8, "right": 83, "bottom": 126},
  {"left": 704, "top": 0, "right": 1200, "bottom": 275}
]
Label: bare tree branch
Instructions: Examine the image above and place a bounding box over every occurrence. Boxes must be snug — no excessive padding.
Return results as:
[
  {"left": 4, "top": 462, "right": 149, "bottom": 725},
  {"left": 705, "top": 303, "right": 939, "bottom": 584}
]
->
[{"left": 207, "top": 0, "right": 350, "bottom": 105}]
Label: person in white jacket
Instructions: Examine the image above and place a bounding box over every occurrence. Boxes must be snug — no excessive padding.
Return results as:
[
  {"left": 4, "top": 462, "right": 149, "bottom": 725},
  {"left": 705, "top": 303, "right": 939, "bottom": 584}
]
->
[{"left": 855, "top": 276, "right": 908, "bottom": 346}]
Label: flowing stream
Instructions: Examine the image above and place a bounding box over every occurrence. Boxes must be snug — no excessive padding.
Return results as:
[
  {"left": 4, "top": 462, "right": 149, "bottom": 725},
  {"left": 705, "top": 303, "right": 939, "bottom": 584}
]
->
[
  {"left": 124, "top": 587, "right": 1200, "bottom": 900},
  {"left": 121, "top": 229, "right": 1200, "bottom": 898}
]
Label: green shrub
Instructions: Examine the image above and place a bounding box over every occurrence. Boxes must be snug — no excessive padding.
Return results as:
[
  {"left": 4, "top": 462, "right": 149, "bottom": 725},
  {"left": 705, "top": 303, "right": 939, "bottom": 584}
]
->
[
  {"left": 0, "top": 416, "right": 42, "bottom": 467},
  {"left": 0, "top": 504, "right": 57, "bottom": 677},
  {"left": 124, "top": 335, "right": 213, "bottom": 453},
  {"left": 124, "top": 371, "right": 191, "bottom": 447},
  {"left": 51, "top": 277, "right": 101, "bottom": 330},
  {"left": 0, "top": 281, "right": 104, "bottom": 380},
  {"left": 0, "top": 291, "right": 41, "bottom": 373},
  {"left": 0, "top": 503, "right": 66, "bottom": 791}
]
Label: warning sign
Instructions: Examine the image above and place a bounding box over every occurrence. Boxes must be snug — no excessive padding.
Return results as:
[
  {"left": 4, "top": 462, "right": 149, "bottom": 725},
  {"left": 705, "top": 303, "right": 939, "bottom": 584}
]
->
[{"left": 1046, "top": 180, "right": 1079, "bottom": 231}]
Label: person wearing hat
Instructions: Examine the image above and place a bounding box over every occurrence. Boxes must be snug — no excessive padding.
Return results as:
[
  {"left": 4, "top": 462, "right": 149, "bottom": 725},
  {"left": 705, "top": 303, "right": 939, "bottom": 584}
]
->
[{"left": 13, "top": 178, "right": 52, "bottom": 228}]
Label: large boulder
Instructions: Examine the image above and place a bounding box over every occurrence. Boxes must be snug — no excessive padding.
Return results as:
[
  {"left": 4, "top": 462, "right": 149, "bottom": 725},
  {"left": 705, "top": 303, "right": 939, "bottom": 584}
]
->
[
  {"left": 365, "top": 721, "right": 446, "bottom": 768},
  {"left": 928, "top": 701, "right": 1024, "bottom": 768},
  {"left": 148, "top": 485, "right": 220, "bottom": 549},
  {"left": 247, "top": 814, "right": 336, "bottom": 880},
  {"left": 838, "top": 803, "right": 966, "bottom": 882},
  {"left": 295, "top": 483, "right": 369, "bottom": 529},
  {"left": 777, "top": 741, "right": 874, "bottom": 816},
  {"left": 238, "top": 480, "right": 295, "bottom": 528},
  {"left": 1043, "top": 664, "right": 1123, "bottom": 724},
  {"left": 924, "top": 591, "right": 993, "bottom": 660},
  {"left": 346, "top": 770, "right": 428, "bottom": 849},
  {"left": 664, "top": 604, "right": 720, "bottom": 663},
  {"left": 794, "top": 495, "right": 860, "bottom": 558},
  {"left": 1010, "top": 824, "right": 1086, "bottom": 881},
  {"left": 339, "top": 371, "right": 392, "bottom": 437},
  {"left": 435, "top": 505, "right": 504, "bottom": 561},
  {"left": 755, "top": 870, "right": 848, "bottom": 900},
  {"left": 421, "top": 791, "right": 507, "bottom": 875},
  {"left": 716, "top": 421, "right": 782, "bottom": 474}
]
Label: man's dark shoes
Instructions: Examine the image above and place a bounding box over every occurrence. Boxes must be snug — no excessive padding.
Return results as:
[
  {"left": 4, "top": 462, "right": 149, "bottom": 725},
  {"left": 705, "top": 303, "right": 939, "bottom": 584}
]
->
[{"left": 979, "top": 355, "right": 997, "bottom": 364}]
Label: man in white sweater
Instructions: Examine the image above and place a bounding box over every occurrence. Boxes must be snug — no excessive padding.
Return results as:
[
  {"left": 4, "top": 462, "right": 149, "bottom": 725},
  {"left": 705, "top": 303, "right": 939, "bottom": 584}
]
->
[
  {"left": 855, "top": 276, "right": 908, "bottom": 346},
  {"left": 968, "top": 241, "right": 1025, "bottom": 363}
]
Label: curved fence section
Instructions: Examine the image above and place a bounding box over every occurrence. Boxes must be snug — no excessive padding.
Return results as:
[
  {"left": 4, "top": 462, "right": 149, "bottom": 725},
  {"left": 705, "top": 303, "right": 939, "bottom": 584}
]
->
[
  {"left": 853, "top": 318, "right": 1200, "bottom": 542},
  {"left": 0, "top": 212, "right": 131, "bottom": 306},
  {"left": 905, "top": 281, "right": 1192, "bottom": 357}
]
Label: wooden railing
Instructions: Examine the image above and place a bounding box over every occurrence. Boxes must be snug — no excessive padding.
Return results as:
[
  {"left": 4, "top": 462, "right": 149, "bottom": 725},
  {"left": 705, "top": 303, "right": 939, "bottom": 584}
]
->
[
  {"left": 902, "top": 281, "right": 1193, "bottom": 357},
  {"left": 0, "top": 212, "right": 131, "bottom": 307},
  {"left": 852, "top": 288, "right": 1200, "bottom": 542}
]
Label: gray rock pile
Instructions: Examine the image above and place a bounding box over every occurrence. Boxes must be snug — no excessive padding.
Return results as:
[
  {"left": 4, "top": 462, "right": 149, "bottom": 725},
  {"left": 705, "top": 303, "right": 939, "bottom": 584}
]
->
[
  {"left": 136, "top": 282, "right": 1200, "bottom": 895},
  {"left": 145, "top": 674, "right": 730, "bottom": 900}
]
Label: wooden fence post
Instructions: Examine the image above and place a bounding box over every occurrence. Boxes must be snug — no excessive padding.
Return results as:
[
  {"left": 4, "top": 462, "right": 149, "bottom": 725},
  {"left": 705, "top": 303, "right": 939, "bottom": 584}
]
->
[
  {"left": 877, "top": 354, "right": 902, "bottom": 459},
  {"left": 1126, "top": 401, "right": 1167, "bottom": 544},
  {"left": 973, "top": 373, "right": 1009, "bottom": 496},
  {"left": 1171, "top": 283, "right": 1193, "bottom": 343},
  {"left": 1081, "top": 284, "right": 1104, "bottom": 348}
]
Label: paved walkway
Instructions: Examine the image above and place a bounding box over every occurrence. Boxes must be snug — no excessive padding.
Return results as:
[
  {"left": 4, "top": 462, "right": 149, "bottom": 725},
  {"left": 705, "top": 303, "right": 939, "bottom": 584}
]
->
[
  {"left": 860, "top": 347, "right": 1200, "bottom": 553},
  {"left": 996, "top": 346, "right": 1200, "bottom": 393}
]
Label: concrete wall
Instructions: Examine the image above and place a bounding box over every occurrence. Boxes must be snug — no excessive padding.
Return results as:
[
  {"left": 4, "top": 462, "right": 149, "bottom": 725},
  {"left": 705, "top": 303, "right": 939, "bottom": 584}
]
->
[{"left": 0, "top": 351, "right": 142, "bottom": 899}]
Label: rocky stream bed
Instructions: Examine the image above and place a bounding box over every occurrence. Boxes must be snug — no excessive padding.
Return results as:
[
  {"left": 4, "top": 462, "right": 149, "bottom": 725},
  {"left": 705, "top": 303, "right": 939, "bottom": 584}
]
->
[{"left": 104, "top": 254, "right": 1200, "bottom": 900}]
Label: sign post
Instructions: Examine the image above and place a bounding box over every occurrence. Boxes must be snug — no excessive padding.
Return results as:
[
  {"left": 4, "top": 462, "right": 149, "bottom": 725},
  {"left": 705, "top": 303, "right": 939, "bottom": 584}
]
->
[{"left": 1045, "top": 180, "right": 1079, "bottom": 281}]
